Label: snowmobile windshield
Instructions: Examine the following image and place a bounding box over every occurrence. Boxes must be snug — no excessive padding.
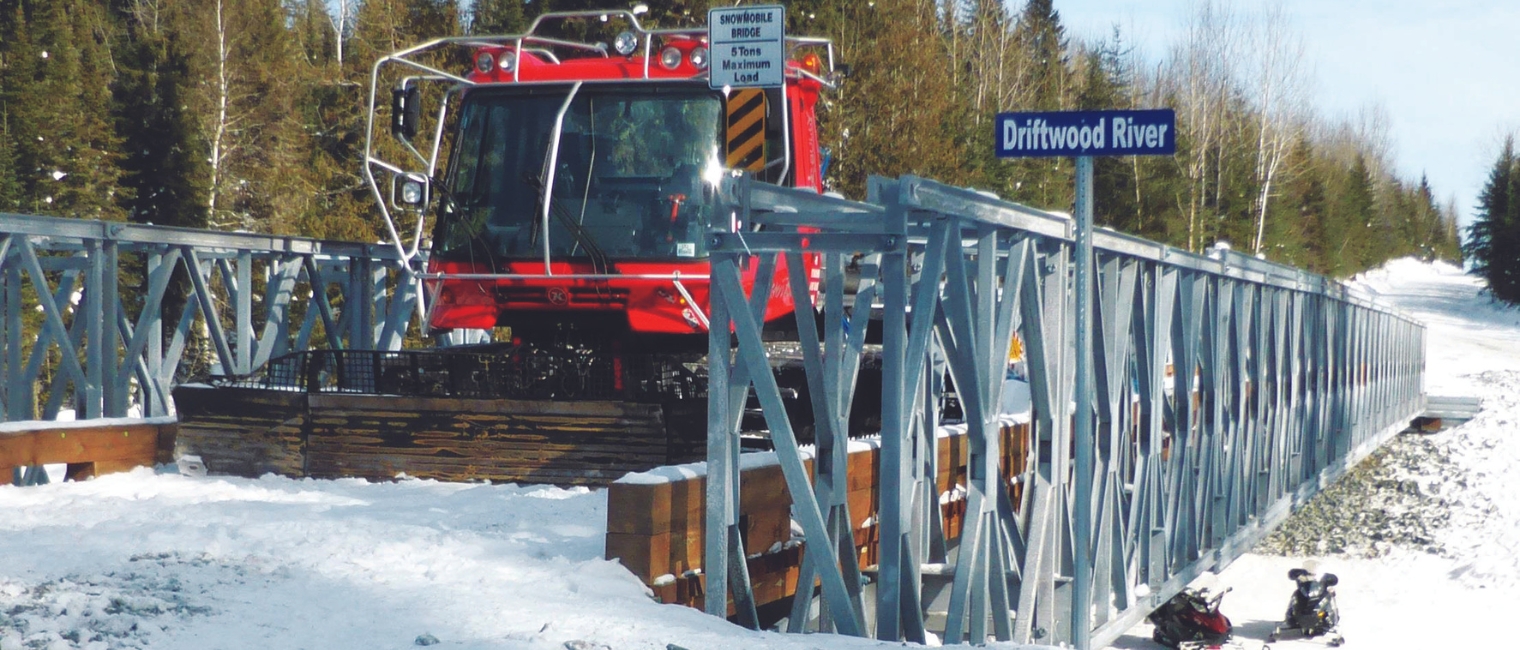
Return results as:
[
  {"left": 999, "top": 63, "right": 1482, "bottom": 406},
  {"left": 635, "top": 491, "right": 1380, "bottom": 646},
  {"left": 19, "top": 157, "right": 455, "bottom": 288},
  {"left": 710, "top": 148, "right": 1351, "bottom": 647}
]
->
[
  {"left": 432, "top": 84, "right": 724, "bottom": 265},
  {"left": 1296, "top": 579, "right": 1325, "bottom": 600}
]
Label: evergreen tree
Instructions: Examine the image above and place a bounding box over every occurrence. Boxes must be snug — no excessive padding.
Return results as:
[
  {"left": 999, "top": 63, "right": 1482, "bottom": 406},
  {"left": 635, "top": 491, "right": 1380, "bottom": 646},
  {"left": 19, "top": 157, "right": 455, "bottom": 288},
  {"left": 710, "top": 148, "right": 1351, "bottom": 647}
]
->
[
  {"left": 823, "top": 0, "right": 963, "bottom": 198},
  {"left": 1075, "top": 41, "right": 1139, "bottom": 232},
  {"left": 1323, "top": 153, "right": 1375, "bottom": 277},
  {"left": 4, "top": 0, "right": 129, "bottom": 220},
  {"left": 1464, "top": 137, "right": 1520, "bottom": 304},
  {"left": 113, "top": 8, "right": 207, "bottom": 228},
  {"left": 0, "top": 132, "right": 20, "bottom": 211},
  {"left": 1015, "top": 0, "right": 1066, "bottom": 110},
  {"left": 291, "top": 0, "right": 339, "bottom": 65},
  {"left": 0, "top": 2, "right": 32, "bottom": 212},
  {"left": 287, "top": 0, "right": 371, "bottom": 241},
  {"left": 1261, "top": 137, "right": 1318, "bottom": 269},
  {"left": 1000, "top": 0, "right": 1074, "bottom": 209},
  {"left": 471, "top": 0, "right": 526, "bottom": 35}
]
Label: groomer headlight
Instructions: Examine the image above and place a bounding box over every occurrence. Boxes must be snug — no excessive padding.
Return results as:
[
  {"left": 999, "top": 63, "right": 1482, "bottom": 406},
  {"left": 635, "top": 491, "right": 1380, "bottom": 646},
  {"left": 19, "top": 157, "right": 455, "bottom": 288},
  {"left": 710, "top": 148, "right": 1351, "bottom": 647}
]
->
[
  {"left": 475, "top": 52, "right": 495, "bottom": 74},
  {"left": 660, "top": 46, "right": 682, "bottom": 70},
  {"left": 690, "top": 46, "right": 709, "bottom": 70},
  {"left": 614, "top": 31, "right": 639, "bottom": 56},
  {"left": 499, "top": 52, "right": 516, "bottom": 73},
  {"left": 400, "top": 179, "right": 425, "bottom": 205}
]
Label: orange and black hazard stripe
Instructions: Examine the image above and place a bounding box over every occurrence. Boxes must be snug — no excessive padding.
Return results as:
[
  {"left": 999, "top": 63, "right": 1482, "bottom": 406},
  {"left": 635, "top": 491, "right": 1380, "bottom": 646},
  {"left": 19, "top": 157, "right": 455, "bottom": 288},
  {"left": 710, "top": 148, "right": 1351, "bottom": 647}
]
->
[{"left": 725, "top": 89, "right": 766, "bottom": 172}]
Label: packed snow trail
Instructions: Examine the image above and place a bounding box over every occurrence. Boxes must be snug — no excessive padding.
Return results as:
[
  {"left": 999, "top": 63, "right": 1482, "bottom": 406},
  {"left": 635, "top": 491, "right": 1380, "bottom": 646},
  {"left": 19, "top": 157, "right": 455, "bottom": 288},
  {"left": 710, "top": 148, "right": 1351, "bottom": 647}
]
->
[{"left": 3, "top": 258, "right": 1518, "bottom": 650}]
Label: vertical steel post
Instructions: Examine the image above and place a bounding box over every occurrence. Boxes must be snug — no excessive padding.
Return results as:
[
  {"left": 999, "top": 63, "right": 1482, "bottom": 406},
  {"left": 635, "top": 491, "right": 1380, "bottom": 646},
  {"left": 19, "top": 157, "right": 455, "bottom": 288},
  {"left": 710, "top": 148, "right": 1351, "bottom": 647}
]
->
[
  {"left": 236, "top": 250, "right": 253, "bottom": 375},
  {"left": 85, "top": 239, "right": 105, "bottom": 418},
  {"left": 1072, "top": 156, "right": 1095, "bottom": 650},
  {"left": 101, "top": 239, "right": 123, "bottom": 416},
  {"left": 146, "top": 249, "right": 166, "bottom": 417},
  {"left": 1, "top": 237, "right": 14, "bottom": 421},
  {"left": 877, "top": 180, "right": 910, "bottom": 641},
  {"left": 705, "top": 252, "right": 735, "bottom": 619}
]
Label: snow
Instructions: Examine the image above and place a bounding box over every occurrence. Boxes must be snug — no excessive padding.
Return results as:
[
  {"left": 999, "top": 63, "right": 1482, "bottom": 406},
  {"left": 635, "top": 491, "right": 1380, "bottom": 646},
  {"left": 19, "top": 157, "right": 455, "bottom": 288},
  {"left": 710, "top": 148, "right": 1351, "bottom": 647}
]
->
[
  {"left": 0, "top": 417, "right": 174, "bottom": 435},
  {"left": 3, "top": 258, "right": 1517, "bottom": 649}
]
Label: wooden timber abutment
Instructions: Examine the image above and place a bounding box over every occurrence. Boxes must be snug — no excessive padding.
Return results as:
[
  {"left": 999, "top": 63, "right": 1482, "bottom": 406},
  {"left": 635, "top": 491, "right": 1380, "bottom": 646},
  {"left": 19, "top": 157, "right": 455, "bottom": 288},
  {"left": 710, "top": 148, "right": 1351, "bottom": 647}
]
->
[
  {"left": 171, "top": 384, "right": 704, "bottom": 484},
  {"left": 604, "top": 419, "right": 1029, "bottom": 617}
]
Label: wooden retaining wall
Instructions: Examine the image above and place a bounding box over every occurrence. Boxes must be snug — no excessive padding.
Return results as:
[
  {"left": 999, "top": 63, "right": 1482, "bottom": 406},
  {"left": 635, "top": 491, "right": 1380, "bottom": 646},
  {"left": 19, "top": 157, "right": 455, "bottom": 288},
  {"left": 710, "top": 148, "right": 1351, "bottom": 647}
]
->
[
  {"left": 171, "top": 384, "right": 705, "bottom": 485},
  {"left": 1, "top": 418, "right": 177, "bottom": 482},
  {"left": 603, "top": 421, "right": 1031, "bottom": 613}
]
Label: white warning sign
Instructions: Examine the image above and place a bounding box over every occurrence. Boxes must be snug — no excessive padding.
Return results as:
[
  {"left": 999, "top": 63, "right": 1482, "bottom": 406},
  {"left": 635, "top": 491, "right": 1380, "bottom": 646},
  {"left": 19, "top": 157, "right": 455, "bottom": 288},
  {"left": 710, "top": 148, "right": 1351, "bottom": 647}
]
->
[{"left": 708, "top": 5, "right": 785, "bottom": 89}]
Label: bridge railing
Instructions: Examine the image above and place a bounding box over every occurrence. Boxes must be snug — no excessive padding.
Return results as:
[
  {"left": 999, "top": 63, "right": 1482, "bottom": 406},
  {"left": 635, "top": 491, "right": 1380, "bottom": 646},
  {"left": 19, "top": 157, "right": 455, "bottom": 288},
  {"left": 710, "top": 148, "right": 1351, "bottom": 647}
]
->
[
  {"left": 0, "top": 213, "right": 421, "bottom": 428},
  {"left": 703, "top": 175, "right": 1425, "bottom": 647}
]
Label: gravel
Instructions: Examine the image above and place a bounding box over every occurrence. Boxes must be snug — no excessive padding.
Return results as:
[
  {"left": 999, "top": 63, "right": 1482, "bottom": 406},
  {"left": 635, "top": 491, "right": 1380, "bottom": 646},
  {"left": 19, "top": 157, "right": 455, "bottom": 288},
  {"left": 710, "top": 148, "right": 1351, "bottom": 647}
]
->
[{"left": 1256, "top": 428, "right": 1472, "bottom": 558}]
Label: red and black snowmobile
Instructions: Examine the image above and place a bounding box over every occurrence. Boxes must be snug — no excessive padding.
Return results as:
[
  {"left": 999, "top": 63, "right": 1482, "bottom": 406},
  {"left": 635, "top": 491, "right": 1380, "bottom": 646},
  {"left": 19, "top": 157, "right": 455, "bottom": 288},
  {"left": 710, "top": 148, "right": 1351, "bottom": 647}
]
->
[{"left": 1147, "top": 586, "right": 1236, "bottom": 649}]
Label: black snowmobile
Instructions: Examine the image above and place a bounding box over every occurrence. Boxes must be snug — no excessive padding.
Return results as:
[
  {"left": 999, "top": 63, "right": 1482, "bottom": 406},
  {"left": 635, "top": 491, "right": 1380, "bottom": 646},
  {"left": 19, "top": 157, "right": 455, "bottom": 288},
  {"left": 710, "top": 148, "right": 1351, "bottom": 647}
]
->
[{"left": 1267, "top": 568, "right": 1343, "bottom": 646}]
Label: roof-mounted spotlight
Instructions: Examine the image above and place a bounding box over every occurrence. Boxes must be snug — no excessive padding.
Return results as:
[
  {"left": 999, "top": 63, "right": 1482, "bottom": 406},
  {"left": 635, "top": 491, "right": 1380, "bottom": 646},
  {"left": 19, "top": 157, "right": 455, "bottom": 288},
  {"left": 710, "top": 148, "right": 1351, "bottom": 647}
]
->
[
  {"left": 659, "top": 46, "right": 682, "bottom": 70},
  {"left": 614, "top": 31, "right": 639, "bottom": 56}
]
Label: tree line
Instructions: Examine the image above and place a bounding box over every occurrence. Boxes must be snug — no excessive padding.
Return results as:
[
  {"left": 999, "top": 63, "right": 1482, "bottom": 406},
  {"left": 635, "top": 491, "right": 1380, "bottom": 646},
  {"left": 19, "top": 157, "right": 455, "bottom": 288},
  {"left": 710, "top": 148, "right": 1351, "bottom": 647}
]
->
[
  {"left": 0, "top": 0, "right": 1462, "bottom": 279},
  {"left": 1465, "top": 137, "right": 1520, "bottom": 305}
]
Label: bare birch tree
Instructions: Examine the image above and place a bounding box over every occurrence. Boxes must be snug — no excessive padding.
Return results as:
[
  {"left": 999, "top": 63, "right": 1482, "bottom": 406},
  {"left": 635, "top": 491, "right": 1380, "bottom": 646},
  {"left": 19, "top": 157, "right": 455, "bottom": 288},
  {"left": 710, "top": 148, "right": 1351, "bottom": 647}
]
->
[
  {"left": 1248, "top": 0, "right": 1308, "bottom": 253},
  {"left": 206, "top": 0, "right": 233, "bottom": 227},
  {"left": 1168, "top": 0, "right": 1241, "bottom": 251},
  {"left": 188, "top": 0, "right": 304, "bottom": 233},
  {"left": 329, "top": 0, "right": 355, "bottom": 67}
]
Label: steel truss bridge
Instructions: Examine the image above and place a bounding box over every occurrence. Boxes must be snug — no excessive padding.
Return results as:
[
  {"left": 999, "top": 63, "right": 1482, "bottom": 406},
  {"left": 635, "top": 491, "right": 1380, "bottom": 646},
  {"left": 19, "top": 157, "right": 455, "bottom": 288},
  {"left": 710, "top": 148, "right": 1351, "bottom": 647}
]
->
[
  {"left": 1, "top": 174, "right": 1425, "bottom": 648},
  {"left": 0, "top": 213, "right": 419, "bottom": 426},
  {"left": 703, "top": 176, "right": 1423, "bottom": 647}
]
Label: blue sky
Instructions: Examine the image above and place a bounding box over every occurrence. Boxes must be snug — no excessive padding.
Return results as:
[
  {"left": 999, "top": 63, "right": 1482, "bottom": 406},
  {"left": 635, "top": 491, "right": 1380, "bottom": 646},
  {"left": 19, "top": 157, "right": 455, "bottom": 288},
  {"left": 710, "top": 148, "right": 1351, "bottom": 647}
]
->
[{"left": 1058, "top": 0, "right": 1520, "bottom": 226}]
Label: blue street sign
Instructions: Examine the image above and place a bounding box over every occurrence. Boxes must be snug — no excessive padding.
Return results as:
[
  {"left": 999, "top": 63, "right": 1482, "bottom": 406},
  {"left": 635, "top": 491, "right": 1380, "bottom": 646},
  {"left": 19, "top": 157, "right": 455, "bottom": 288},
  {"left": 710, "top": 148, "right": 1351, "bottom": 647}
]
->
[{"left": 995, "top": 109, "right": 1176, "bottom": 158}]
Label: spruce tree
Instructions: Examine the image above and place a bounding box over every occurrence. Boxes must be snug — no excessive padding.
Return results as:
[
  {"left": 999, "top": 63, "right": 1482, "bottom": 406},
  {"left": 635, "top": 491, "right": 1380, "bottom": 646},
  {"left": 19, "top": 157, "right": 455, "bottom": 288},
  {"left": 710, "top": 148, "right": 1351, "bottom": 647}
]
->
[
  {"left": 4, "top": 0, "right": 128, "bottom": 220},
  {"left": 1075, "top": 40, "right": 1139, "bottom": 233},
  {"left": 1464, "top": 137, "right": 1520, "bottom": 305},
  {"left": 1337, "top": 154, "right": 1376, "bottom": 275},
  {"left": 113, "top": 10, "right": 208, "bottom": 228},
  {"left": 0, "top": 133, "right": 21, "bottom": 211},
  {"left": 471, "top": 0, "right": 526, "bottom": 35},
  {"left": 823, "top": 0, "right": 963, "bottom": 198},
  {"left": 1005, "top": 0, "right": 1072, "bottom": 210}
]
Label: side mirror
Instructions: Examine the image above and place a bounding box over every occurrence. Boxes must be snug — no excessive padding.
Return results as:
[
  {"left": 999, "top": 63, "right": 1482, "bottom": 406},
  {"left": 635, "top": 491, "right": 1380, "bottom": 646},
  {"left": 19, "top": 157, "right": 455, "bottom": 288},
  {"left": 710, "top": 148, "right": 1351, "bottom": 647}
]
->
[
  {"left": 1288, "top": 568, "right": 1309, "bottom": 581},
  {"left": 391, "top": 84, "right": 421, "bottom": 141},
  {"left": 390, "top": 172, "right": 429, "bottom": 211},
  {"left": 1322, "top": 573, "right": 1338, "bottom": 587}
]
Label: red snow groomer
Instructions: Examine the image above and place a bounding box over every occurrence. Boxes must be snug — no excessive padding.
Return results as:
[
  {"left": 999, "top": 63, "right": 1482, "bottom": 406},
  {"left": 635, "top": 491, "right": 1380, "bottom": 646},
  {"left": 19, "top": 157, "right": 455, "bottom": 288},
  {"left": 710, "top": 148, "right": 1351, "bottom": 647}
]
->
[
  {"left": 369, "top": 9, "right": 837, "bottom": 344},
  {"left": 171, "top": 9, "right": 858, "bottom": 486}
]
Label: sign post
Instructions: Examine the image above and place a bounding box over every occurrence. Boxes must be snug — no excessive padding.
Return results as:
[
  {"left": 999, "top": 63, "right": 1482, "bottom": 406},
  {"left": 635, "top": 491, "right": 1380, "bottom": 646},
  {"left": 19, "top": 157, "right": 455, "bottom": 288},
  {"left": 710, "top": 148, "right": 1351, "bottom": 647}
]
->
[
  {"left": 704, "top": 4, "right": 786, "bottom": 630},
  {"left": 995, "top": 108, "right": 1176, "bottom": 650},
  {"left": 708, "top": 5, "right": 785, "bottom": 89}
]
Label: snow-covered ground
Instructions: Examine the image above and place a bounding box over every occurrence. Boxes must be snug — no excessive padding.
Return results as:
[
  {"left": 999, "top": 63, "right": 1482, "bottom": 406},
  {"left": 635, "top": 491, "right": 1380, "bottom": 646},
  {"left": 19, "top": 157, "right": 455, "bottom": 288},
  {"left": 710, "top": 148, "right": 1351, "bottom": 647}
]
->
[{"left": 3, "top": 258, "right": 1517, "bottom": 650}]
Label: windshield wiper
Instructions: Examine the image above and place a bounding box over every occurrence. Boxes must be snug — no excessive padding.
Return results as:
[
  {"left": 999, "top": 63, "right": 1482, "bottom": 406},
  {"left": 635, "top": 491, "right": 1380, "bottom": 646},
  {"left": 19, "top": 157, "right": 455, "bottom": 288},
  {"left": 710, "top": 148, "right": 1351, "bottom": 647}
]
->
[{"left": 524, "top": 172, "right": 612, "bottom": 277}]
